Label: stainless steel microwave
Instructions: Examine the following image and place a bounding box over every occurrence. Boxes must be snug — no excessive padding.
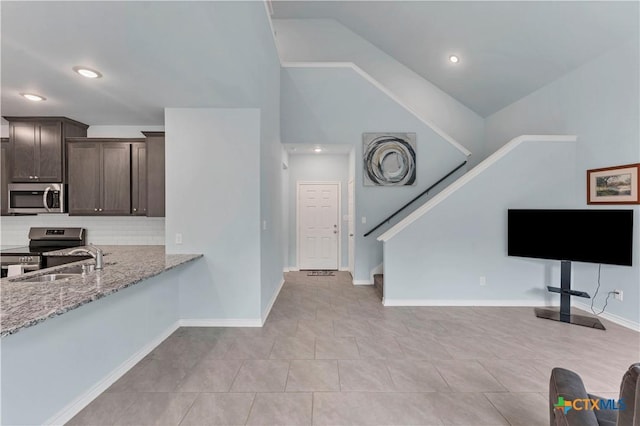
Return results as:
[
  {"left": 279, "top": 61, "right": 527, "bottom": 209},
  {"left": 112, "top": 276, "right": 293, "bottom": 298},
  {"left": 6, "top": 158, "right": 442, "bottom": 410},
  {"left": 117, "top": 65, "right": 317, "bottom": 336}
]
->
[{"left": 7, "top": 183, "right": 66, "bottom": 214}]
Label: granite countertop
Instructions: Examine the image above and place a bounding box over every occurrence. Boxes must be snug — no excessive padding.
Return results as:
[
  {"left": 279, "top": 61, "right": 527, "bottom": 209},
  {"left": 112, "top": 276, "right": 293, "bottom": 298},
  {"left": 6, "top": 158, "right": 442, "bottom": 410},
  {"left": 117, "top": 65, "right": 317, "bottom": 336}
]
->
[{"left": 0, "top": 246, "right": 202, "bottom": 337}]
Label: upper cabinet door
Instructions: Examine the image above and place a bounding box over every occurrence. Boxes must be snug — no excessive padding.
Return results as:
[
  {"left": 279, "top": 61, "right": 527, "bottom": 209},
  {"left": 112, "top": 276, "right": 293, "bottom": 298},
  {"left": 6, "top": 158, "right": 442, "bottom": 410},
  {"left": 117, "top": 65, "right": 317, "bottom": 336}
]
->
[
  {"left": 1, "top": 139, "right": 10, "bottom": 215},
  {"left": 100, "top": 143, "right": 131, "bottom": 215},
  {"left": 131, "top": 142, "right": 147, "bottom": 216},
  {"left": 68, "top": 142, "right": 101, "bottom": 215},
  {"left": 36, "top": 121, "right": 63, "bottom": 182},
  {"left": 10, "top": 122, "right": 37, "bottom": 181},
  {"left": 143, "top": 132, "right": 165, "bottom": 217}
]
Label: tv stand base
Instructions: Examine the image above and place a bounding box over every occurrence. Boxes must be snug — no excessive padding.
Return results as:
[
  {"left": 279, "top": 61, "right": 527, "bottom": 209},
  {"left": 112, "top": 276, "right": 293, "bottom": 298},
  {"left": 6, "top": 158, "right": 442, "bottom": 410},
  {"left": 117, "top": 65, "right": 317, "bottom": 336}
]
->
[{"left": 534, "top": 307, "right": 605, "bottom": 330}]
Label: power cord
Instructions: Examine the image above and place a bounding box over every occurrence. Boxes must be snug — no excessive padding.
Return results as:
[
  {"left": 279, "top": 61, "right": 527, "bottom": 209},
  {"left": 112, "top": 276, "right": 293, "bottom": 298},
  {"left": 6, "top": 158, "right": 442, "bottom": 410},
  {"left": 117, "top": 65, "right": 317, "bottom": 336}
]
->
[{"left": 590, "top": 264, "right": 618, "bottom": 316}]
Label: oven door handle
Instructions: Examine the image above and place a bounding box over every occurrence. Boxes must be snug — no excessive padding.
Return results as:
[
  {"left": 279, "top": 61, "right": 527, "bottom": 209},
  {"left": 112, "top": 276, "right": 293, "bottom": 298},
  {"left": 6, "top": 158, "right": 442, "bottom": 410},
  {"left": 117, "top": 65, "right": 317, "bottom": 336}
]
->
[{"left": 43, "top": 187, "right": 52, "bottom": 212}]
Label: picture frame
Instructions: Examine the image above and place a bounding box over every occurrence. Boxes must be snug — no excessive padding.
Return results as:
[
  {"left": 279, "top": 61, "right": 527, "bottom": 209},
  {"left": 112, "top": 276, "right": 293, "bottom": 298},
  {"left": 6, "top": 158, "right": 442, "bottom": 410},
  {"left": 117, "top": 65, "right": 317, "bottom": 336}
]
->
[
  {"left": 587, "top": 163, "right": 640, "bottom": 204},
  {"left": 363, "top": 132, "right": 416, "bottom": 186}
]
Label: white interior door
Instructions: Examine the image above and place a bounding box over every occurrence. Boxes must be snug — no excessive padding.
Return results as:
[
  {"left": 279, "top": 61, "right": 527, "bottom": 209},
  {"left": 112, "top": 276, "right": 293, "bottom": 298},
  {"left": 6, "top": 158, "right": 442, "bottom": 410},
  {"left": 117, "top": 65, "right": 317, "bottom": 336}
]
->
[
  {"left": 348, "top": 179, "right": 355, "bottom": 275},
  {"left": 298, "top": 182, "right": 340, "bottom": 270}
]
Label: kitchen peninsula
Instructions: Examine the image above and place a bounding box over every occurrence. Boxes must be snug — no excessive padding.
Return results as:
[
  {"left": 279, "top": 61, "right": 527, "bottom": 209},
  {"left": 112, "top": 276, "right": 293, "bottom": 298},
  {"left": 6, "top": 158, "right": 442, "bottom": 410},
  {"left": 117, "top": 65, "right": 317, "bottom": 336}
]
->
[
  {"left": 1, "top": 245, "right": 203, "bottom": 426},
  {"left": 1, "top": 245, "right": 201, "bottom": 336}
]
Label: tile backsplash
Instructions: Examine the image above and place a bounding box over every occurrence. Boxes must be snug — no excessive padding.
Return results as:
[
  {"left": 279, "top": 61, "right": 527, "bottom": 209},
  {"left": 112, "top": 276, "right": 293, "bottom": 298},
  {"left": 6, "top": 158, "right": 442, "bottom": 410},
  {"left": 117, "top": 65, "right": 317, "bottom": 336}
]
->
[{"left": 0, "top": 215, "right": 165, "bottom": 246}]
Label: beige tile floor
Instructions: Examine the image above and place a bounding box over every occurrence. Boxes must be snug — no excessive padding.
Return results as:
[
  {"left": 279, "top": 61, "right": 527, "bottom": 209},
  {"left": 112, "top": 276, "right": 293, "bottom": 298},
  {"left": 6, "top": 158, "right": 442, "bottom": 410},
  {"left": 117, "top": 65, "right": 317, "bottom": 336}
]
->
[{"left": 67, "top": 271, "right": 640, "bottom": 425}]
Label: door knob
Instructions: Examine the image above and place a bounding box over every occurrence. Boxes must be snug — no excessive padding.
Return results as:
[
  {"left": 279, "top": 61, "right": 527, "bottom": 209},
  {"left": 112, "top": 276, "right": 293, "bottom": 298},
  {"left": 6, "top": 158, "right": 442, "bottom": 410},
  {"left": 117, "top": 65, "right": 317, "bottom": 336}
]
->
[{"left": 349, "top": 233, "right": 354, "bottom": 237}]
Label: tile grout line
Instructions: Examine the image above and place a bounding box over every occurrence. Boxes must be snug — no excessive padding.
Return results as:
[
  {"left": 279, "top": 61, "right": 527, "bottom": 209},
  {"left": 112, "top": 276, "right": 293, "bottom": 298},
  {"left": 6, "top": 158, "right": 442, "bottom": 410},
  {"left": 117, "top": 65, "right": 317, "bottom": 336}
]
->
[
  {"left": 176, "top": 392, "right": 200, "bottom": 426},
  {"left": 481, "top": 392, "right": 513, "bottom": 426},
  {"left": 243, "top": 392, "right": 257, "bottom": 426}
]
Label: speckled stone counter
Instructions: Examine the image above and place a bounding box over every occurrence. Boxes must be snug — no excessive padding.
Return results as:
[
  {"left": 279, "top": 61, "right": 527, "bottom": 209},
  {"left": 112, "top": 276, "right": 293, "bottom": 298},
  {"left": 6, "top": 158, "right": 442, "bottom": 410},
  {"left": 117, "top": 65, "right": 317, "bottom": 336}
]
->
[{"left": 0, "top": 246, "right": 202, "bottom": 337}]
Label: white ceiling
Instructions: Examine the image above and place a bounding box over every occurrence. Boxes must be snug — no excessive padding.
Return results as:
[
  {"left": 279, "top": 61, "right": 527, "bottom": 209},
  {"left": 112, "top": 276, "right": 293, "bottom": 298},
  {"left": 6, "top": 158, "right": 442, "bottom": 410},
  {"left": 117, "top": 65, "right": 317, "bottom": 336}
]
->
[
  {"left": 272, "top": 1, "right": 639, "bottom": 117},
  {"left": 1, "top": 1, "right": 637, "bottom": 127},
  {"left": 1, "top": 1, "right": 272, "bottom": 126}
]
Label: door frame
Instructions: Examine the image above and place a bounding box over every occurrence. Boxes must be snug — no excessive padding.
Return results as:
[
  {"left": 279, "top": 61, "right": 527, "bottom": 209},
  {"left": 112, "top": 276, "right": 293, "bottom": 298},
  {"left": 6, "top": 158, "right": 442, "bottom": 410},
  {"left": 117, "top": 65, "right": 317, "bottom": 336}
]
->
[
  {"left": 296, "top": 181, "right": 342, "bottom": 270},
  {"left": 347, "top": 178, "right": 355, "bottom": 276}
]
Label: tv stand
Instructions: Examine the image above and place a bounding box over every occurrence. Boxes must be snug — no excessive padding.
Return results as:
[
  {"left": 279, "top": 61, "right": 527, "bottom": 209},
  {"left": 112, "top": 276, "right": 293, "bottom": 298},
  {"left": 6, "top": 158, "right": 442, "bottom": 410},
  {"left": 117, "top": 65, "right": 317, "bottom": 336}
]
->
[{"left": 534, "top": 260, "right": 605, "bottom": 330}]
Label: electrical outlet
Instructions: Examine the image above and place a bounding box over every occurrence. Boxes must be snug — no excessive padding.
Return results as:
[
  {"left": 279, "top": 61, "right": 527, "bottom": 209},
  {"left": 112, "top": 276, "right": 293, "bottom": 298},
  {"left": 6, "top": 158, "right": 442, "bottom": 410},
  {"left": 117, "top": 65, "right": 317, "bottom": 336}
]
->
[
  {"left": 479, "top": 276, "right": 487, "bottom": 286},
  {"left": 175, "top": 233, "right": 183, "bottom": 245},
  {"left": 614, "top": 289, "right": 623, "bottom": 301}
]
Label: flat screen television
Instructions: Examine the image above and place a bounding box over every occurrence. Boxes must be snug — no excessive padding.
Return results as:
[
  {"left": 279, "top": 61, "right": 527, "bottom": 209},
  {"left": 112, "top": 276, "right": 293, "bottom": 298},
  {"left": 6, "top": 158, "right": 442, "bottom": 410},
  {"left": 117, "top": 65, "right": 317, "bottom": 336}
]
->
[{"left": 507, "top": 209, "right": 633, "bottom": 266}]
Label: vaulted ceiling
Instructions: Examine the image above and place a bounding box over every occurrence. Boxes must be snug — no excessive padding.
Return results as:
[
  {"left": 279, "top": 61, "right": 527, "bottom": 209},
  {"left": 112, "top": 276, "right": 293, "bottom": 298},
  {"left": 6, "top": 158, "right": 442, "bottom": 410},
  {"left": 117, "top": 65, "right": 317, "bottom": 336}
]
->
[
  {"left": 272, "top": 1, "right": 639, "bottom": 117},
  {"left": 1, "top": 1, "right": 637, "bottom": 126}
]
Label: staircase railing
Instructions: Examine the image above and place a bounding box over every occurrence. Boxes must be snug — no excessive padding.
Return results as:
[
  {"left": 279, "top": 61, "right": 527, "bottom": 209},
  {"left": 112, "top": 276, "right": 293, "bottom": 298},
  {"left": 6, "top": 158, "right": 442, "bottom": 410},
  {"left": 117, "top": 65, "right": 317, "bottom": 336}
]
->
[{"left": 363, "top": 161, "right": 467, "bottom": 237}]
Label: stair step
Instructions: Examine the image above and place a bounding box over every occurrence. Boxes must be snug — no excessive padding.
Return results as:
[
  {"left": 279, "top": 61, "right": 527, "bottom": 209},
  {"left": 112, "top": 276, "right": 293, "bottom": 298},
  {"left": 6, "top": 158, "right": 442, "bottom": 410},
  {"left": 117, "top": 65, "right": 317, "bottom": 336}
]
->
[{"left": 373, "top": 274, "right": 383, "bottom": 298}]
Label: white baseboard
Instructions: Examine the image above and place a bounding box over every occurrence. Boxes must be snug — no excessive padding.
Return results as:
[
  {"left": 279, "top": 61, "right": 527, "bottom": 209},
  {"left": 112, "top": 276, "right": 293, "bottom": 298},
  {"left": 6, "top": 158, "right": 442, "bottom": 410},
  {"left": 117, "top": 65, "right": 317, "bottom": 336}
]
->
[
  {"left": 573, "top": 301, "right": 640, "bottom": 332},
  {"left": 179, "top": 318, "right": 262, "bottom": 327},
  {"left": 44, "top": 321, "right": 181, "bottom": 426},
  {"left": 286, "top": 267, "right": 300, "bottom": 272},
  {"left": 339, "top": 267, "right": 350, "bottom": 272},
  {"left": 383, "top": 299, "right": 559, "bottom": 307},
  {"left": 353, "top": 280, "right": 373, "bottom": 286},
  {"left": 262, "top": 278, "right": 285, "bottom": 324}
]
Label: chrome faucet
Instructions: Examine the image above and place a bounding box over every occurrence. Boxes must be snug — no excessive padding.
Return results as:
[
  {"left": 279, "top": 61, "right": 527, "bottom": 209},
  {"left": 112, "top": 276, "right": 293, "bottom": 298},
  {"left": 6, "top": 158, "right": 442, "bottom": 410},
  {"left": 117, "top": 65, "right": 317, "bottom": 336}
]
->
[{"left": 68, "top": 245, "right": 104, "bottom": 270}]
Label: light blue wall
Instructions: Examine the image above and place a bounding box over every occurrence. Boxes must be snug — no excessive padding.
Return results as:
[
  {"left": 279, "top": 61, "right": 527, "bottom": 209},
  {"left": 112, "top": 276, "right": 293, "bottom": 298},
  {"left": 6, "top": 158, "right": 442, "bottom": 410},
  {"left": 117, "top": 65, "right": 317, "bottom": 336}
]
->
[
  {"left": 288, "top": 154, "right": 350, "bottom": 269},
  {"left": 273, "top": 18, "right": 484, "bottom": 165},
  {"left": 485, "top": 39, "right": 640, "bottom": 325},
  {"left": 166, "top": 108, "right": 262, "bottom": 320},
  {"left": 257, "top": 7, "right": 286, "bottom": 319},
  {"left": 281, "top": 66, "right": 468, "bottom": 282},
  {"left": 384, "top": 138, "right": 577, "bottom": 304},
  {"left": 164, "top": 2, "right": 285, "bottom": 322}
]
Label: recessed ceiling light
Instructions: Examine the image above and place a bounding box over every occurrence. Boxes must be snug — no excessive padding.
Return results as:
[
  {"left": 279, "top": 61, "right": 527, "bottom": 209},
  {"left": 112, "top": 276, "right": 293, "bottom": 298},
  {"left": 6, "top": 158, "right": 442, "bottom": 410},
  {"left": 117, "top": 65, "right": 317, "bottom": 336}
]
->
[
  {"left": 314, "top": 147, "right": 322, "bottom": 153},
  {"left": 21, "top": 93, "right": 46, "bottom": 102},
  {"left": 73, "top": 66, "right": 102, "bottom": 79},
  {"left": 449, "top": 55, "right": 460, "bottom": 64}
]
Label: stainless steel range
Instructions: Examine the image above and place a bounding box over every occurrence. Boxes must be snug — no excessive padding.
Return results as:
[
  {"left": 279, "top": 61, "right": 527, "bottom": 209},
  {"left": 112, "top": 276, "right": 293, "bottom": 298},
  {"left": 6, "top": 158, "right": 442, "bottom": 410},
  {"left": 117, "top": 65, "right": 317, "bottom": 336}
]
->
[{"left": 0, "top": 227, "right": 86, "bottom": 278}]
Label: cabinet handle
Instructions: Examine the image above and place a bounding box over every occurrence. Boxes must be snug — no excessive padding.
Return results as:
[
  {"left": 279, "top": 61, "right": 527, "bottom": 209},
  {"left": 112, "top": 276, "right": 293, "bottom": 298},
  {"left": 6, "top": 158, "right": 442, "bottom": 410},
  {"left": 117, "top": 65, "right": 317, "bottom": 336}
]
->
[
  {"left": 34, "top": 176, "right": 38, "bottom": 179},
  {"left": 29, "top": 176, "right": 34, "bottom": 179},
  {"left": 133, "top": 208, "right": 137, "bottom": 212},
  {"left": 94, "top": 208, "right": 98, "bottom": 212},
  {"left": 99, "top": 208, "right": 103, "bottom": 212}
]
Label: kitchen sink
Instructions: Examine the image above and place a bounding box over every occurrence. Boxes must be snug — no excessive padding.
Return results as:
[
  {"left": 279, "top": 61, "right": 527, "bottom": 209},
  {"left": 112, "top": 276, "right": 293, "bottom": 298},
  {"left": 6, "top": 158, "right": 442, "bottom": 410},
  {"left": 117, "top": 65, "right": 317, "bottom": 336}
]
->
[
  {"left": 13, "top": 273, "right": 82, "bottom": 283},
  {"left": 9, "top": 261, "right": 116, "bottom": 283},
  {"left": 58, "top": 264, "right": 97, "bottom": 274}
]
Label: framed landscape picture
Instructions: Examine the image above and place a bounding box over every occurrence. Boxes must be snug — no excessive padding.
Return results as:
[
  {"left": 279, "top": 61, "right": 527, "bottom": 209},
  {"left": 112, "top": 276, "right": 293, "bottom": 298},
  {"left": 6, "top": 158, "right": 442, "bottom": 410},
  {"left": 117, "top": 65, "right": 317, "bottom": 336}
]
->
[{"left": 587, "top": 163, "right": 640, "bottom": 204}]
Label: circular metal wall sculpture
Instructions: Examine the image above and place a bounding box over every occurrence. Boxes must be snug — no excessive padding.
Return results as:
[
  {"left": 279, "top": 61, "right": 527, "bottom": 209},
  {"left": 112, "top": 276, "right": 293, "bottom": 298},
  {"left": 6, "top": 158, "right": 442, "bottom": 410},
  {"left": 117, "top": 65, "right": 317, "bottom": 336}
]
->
[{"left": 363, "top": 133, "right": 416, "bottom": 186}]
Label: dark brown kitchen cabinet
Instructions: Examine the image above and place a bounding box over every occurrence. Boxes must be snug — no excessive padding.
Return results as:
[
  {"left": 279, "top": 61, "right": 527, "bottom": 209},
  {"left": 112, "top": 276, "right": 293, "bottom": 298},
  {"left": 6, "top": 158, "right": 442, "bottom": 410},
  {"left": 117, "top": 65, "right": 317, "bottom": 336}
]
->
[
  {"left": 3, "top": 117, "right": 88, "bottom": 182},
  {"left": 67, "top": 139, "right": 136, "bottom": 216},
  {"left": 131, "top": 142, "right": 147, "bottom": 216},
  {"left": 1, "top": 138, "right": 9, "bottom": 215},
  {"left": 142, "top": 131, "right": 165, "bottom": 217}
]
